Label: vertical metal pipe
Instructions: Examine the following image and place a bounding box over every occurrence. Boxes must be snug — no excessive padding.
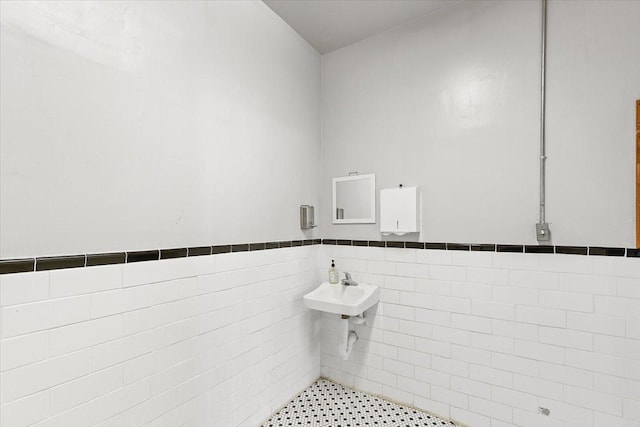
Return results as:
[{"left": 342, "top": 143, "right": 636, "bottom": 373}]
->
[{"left": 539, "top": 0, "right": 547, "bottom": 223}]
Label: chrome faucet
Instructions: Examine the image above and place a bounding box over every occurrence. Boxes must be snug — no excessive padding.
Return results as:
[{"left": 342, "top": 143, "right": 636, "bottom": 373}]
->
[{"left": 341, "top": 272, "right": 358, "bottom": 286}]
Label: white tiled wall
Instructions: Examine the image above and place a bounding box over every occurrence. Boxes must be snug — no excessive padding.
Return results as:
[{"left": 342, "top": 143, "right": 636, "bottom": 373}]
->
[
  {"left": 320, "top": 245, "right": 640, "bottom": 427},
  {"left": 0, "top": 246, "right": 321, "bottom": 427}
]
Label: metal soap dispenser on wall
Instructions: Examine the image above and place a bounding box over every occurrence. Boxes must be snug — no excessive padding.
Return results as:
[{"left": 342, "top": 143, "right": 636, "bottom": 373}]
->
[{"left": 300, "top": 205, "right": 316, "bottom": 229}]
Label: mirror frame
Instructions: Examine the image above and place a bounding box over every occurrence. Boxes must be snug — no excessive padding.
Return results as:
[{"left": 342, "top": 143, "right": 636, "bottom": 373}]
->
[{"left": 332, "top": 174, "right": 376, "bottom": 224}]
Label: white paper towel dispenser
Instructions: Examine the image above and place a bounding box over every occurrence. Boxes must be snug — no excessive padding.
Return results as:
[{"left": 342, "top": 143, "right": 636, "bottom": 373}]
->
[{"left": 380, "top": 187, "right": 420, "bottom": 235}]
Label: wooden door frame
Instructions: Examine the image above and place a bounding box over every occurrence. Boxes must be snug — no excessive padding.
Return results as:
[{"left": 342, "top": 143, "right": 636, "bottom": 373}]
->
[{"left": 636, "top": 100, "right": 640, "bottom": 247}]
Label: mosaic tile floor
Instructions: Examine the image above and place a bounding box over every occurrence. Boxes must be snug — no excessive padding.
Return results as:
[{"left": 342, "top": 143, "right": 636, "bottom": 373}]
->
[{"left": 262, "top": 379, "right": 457, "bottom": 426}]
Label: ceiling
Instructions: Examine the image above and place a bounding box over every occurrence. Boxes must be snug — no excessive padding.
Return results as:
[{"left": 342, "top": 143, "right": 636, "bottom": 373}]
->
[{"left": 263, "top": 0, "right": 461, "bottom": 54}]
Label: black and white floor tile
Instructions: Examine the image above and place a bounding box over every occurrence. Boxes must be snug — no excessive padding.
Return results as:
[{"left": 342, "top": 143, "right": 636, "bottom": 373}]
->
[{"left": 263, "top": 379, "right": 457, "bottom": 427}]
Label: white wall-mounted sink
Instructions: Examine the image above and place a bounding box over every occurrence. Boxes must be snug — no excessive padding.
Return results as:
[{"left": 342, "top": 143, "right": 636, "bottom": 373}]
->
[{"left": 303, "top": 281, "right": 379, "bottom": 316}]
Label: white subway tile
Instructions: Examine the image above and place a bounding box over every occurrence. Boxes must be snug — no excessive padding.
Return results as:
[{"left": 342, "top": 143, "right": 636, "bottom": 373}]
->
[
  {"left": 0, "top": 271, "right": 49, "bottom": 306},
  {"left": 383, "top": 331, "right": 414, "bottom": 349},
  {"left": 385, "top": 248, "right": 416, "bottom": 263},
  {"left": 516, "top": 306, "right": 566, "bottom": 328},
  {"left": 512, "top": 373, "right": 563, "bottom": 400},
  {"left": 617, "top": 277, "right": 640, "bottom": 299},
  {"left": 538, "top": 254, "right": 594, "bottom": 274},
  {"left": 414, "top": 396, "right": 450, "bottom": 419},
  {"left": 1, "top": 349, "right": 92, "bottom": 403},
  {"left": 510, "top": 270, "right": 558, "bottom": 289},
  {"left": 366, "top": 367, "right": 396, "bottom": 388},
  {"left": 415, "top": 337, "right": 451, "bottom": 358},
  {"left": 471, "top": 300, "right": 514, "bottom": 320},
  {"left": 565, "top": 348, "right": 626, "bottom": 377},
  {"left": 514, "top": 339, "right": 564, "bottom": 364},
  {"left": 538, "top": 361, "right": 593, "bottom": 389},
  {"left": 384, "top": 275, "right": 415, "bottom": 291},
  {"left": 396, "top": 262, "right": 429, "bottom": 278},
  {"left": 416, "top": 250, "right": 451, "bottom": 265},
  {"left": 493, "top": 253, "right": 539, "bottom": 271},
  {"left": 151, "top": 277, "right": 198, "bottom": 305},
  {"left": 89, "top": 286, "right": 152, "bottom": 319},
  {"left": 538, "top": 398, "right": 594, "bottom": 427},
  {"left": 415, "top": 278, "right": 451, "bottom": 295},
  {"left": 30, "top": 404, "right": 89, "bottom": 427},
  {"left": 450, "top": 407, "right": 491, "bottom": 427},
  {"left": 491, "top": 319, "right": 538, "bottom": 341},
  {"left": 431, "top": 385, "right": 469, "bottom": 409},
  {"left": 397, "top": 375, "right": 430, "bottom": 398},
  {"left": 469, "top": 396, "right": 512, "bottom": 423},
  {"left": 91, "top": 330, "right": 155, "bottom": 371},
  {"left": 470, "top": 332, "right": 514, "bottom": 354},
  {"left": 432, "top": 326, "right": 470, "bottom": 346},
  {"left": 451, "top": 282, "right": 491, "bottom": 300},
  {"left": 1, "top": 296, "right": 90, "bottom": 338},
  {"left": 451, "top": 375, "right": 491, "bottom": 399},
  {"left": 593, "top": 334, "right": 640, "bottom": 360},
  {"left": 50, "top": 365, "right": 122, "bottom": 415},
  {"left": 593, "top": 257, "right": 640, "bottom": 279},
  {"left": 491, "top": 353, "right": 538, "bottom": 376},
  {"left": 451, "top": 313, "right": 491, "bottom": 333},
  {"left": 383, "top": 358, "right": 414, "bottom": 378},
  {"left": 50, "top": 315, "right": 123, "bottom": 356},
  {"left": 469, "top": 365, "right": 513, "bottom": 388},
  {"left": 451, "top": 251, "right": 493, "bottom": 268},
  {"left": 431, "top": 355, "right": 469, "bottom": 377},
  {"left": 397, "top": 348, "right": 431, "bottom": 368},
  {"left": 414, "top": 366, "right": 451, "bottom": 388},
  {"left": 559, "top": 273, "right": 617, "bottom": 296},
  {"left": 491, "top": 286, "right": 538, "bottom": 305},
  {"left": 397, "top": 320, "right": 433, "bottom": 339},
  {"left": 594, "top": 412, "right": 638, "bottom": 427},
  {"left": 399, "top": 291, "right": 433, "bottom": 309},
  {"left": 89, "top": 380, "right": 150, "bottom": 425},
  {"left": 539, "top": 326, "right": 593, "bottom": 351},
  {"left": 467, "top": 267, "right": 509, "bottom": 286},
  {"left": 433, "top": 295, "right": 471, "bottom": 314},
  {"left": 355, "top": 246, "right": 386, "bottom": 261},
  {"left": 491, "top": 385, "right": 538, "bottom": 411},
  {"left": 451, "top": 344, "right": 491, "bottom": 366},
  {"left": 415, "top": 308, "right": 451, "bottom": 327},
  {"left": 0, "top": 331, "right": 49, "bottom": 371},
  {"left": 0, "top": 391, "right": 49, "bottom": 427},
  {"left": 429, "top": 265, "right": 466, "bottom": 282},
  {"left": 564, "top": 385, "right": 622, "bottom": 417},
  {"left": 567, "top": 312, "right": 626, "bottom": 337},
  {"left": 366, "top": 260, "right": 396, "bottom": 275},
  {"left": 595, "top": 296, "right": 640, "bottom": 319},
  {"left": 539, "top": 290, "right": 594, "bottom": 313},
  {"left": 50, "top": 265, "right": 122, "bottom": 298}
]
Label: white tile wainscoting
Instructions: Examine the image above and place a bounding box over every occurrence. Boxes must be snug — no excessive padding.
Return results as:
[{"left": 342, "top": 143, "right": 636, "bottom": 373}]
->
[
  {"left": 320, "top": 245, "right": 640, "bottom": 427},
  {"left": 0, "top": 243, "right": 639, "bottom": 427},
  {"left": 0, "top": 245, "right": 321, "bottom": 427}
]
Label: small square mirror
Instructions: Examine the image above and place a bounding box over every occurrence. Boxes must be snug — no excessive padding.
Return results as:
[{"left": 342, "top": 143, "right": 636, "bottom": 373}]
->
[{"left": 332, "top": 174, "right": 376, "bottom": 224}]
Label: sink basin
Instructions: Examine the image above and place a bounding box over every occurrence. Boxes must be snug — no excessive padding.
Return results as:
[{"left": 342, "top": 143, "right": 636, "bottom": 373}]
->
[{"left": 303, "top": 281, "right": 379, "bottom": 316}]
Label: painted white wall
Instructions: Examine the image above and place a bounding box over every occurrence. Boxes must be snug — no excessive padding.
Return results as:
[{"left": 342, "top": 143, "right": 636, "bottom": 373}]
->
[
  {"left": 0, "top": 1, "right": 321, "bottom": 258},
  {"left": 321, "top": 0, "right": 640, "bottom": 247},
  {"left": 0, "top": 246, "right": 321, "bottom": 427},
  {"left": 320, "top": 244, "right": 640, "bottom": 427}
]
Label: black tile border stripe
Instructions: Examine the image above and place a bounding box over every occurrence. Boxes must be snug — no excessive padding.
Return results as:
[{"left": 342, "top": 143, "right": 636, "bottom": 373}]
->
[
  {"left": 87, "top": 252, "right": 126, "bottom": 267},
  {"left": 0, "top": 239, "right": 636, "bottom": 275},
  {"left": 0, "top": 258, "right": 35, "bottom": 274},
  {"left": 160, "top": 248, "right": 188, "bottom": 260},
  {"left": 36, "top": 255, "right": 86, "bottom": 271}
]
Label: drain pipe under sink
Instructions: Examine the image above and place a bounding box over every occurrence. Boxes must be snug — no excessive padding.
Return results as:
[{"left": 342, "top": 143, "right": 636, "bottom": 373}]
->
[{"left": 339, "top": 313, "right": 365, "bottom": 360}]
